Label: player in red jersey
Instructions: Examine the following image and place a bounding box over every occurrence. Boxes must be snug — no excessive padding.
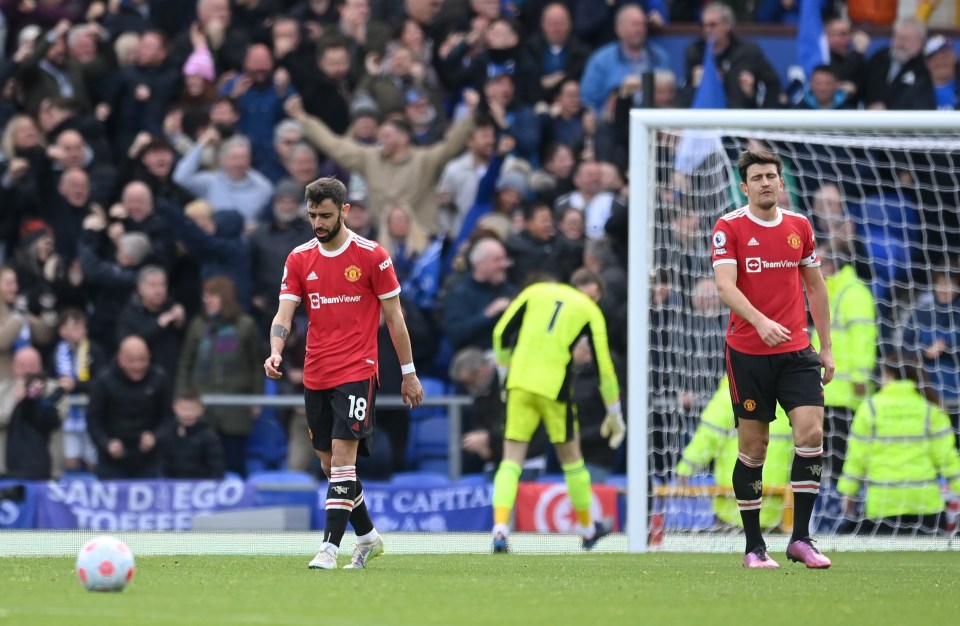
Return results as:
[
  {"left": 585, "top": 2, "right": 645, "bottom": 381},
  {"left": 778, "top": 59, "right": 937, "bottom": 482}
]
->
[
  {"left": 712, "top": 150, "right": 835, "bottom": 570},
  {"left": 264, "top": 177, "right": 423, "bottom": 570}
]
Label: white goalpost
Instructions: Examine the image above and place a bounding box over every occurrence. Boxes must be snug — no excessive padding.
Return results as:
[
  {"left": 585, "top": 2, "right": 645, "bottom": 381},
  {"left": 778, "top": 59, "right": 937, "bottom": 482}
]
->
[{"left": 626, "top": 109, "right": 960, "bottom": 554}]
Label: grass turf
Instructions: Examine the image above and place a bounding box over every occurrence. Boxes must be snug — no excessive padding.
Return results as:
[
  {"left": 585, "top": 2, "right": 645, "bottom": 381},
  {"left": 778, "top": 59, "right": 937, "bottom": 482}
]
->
[{"left": 2, "top": 552, "right": 958, "bottom": 626}]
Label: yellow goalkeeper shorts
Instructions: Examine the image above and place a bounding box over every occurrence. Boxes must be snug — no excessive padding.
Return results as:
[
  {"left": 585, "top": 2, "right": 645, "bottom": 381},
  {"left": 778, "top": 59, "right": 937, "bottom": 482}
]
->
[{"left": 504, "top": 388, "right": 577, "bottom": 444}]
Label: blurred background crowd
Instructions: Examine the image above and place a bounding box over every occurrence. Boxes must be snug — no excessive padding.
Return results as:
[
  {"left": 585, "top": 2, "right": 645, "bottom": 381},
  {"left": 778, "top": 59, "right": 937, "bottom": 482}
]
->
[{"left": 1, "top": 0, "right": 958, "bottom": 497}]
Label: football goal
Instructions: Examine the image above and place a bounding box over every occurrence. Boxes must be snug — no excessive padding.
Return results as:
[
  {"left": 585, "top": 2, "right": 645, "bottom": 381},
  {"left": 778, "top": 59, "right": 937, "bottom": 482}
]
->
[{"left": 626, "top": 109, "right": 960, "bottom": 553}]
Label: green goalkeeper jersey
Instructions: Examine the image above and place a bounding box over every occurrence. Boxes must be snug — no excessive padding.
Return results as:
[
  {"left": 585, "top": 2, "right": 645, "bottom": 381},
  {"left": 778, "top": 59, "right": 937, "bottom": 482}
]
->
[{"left": 493, "top": 282, "right": 620, "bottom": 408}]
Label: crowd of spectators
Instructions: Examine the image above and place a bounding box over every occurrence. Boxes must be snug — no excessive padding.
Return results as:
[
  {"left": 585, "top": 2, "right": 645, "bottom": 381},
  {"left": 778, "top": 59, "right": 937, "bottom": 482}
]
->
[{"left": 0, "top": 0, "right": 959, "bottom": 503}]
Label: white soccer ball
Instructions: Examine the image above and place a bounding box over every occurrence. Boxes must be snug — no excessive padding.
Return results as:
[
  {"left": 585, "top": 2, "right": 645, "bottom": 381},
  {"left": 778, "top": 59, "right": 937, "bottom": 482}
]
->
[{"left": 75, "top": 535, "right": 136, "bottom": 592}]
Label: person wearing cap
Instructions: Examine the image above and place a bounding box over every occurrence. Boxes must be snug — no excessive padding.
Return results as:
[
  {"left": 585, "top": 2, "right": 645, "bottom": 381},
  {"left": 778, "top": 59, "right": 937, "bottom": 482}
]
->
[
  {"left": 348, "top": 99, "right": 381, "bottom": 145},
  {"left": 482, "top": 71, "right": 541, "bottom": 167},
  {"left": 405, "top": 86, "right": 447, "bottom": 146},
  {"left": 8, "top": 219, "right": 61, "bottom": 347},
  {"left": 443, "top": 16, "right": 540, "bottom": 107},
  {"left": 248, "top": 180, "right": 313, "bottom": 324},
  {"left": 356, "top": 45, "right": 435, "bottom": 116},
  {"left": 495, "top": 168, "right": 528, "bottom": 209},
  {"left": 924, "top": 34, "right": 959, "bottom": 110},
  {"left": 181, "top": 34, "right": 218, "bottom": 111},
  {"left": 168, "top": 0, "right": 250, "bottom": 77},
  {"left": 121, "top": 133, "right": 195, "bottom": 209}
]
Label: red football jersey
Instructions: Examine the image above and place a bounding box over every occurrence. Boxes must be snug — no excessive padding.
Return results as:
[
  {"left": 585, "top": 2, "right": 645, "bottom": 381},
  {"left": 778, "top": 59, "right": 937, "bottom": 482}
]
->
[
  {"left": 279, "top": 232, "right": 401, "bottom": 390},
  {"left": 711, "top": 207, "right": 820, "bottom": 355}
]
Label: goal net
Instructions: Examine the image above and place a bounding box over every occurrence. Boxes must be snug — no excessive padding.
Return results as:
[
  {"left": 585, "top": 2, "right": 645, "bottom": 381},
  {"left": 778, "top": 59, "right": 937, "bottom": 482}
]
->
[{"left": 625, "top": 110, "right": 960, "bottom": 553}]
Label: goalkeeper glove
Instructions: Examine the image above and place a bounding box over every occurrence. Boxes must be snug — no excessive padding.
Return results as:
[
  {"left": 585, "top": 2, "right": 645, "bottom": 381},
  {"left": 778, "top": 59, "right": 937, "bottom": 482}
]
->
[{"left": 600, "top": 402, "right": 626, "bottom": 449}]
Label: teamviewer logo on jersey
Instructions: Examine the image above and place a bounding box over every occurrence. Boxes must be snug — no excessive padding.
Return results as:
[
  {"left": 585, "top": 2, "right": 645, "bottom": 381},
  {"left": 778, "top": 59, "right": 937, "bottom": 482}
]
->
[
  {"left": 308, "top": 293, "right": 321, "bottom": 309},
  {"left": 745, "top": 257, "right": 762, "bottom": 273}
]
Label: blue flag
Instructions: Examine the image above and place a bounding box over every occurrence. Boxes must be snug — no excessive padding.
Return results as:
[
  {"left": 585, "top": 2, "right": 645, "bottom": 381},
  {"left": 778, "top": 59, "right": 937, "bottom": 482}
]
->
[
  {"left": 690, "top": 39, "right": 727, "bottom": 110},
  {"left": 675, "top": 39, "right": 726, "bottom": 174},
  {"left": 797, "top": 0, "right": 828, "bottom": 79},
  {"left": 402, "top": 237, "right": 445, "bottom": 310}
]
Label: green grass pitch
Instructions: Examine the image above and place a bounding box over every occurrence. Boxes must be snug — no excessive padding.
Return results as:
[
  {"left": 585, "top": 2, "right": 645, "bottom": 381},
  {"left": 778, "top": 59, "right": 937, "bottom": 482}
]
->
[{"left": 3, "top": 553, "right": 959, "bottom": 626}]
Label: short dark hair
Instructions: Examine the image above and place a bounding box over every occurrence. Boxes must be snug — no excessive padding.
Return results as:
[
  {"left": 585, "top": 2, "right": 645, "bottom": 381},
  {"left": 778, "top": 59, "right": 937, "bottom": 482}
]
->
[
  {"left": 523, "top": 200, "right": 552, "bottom": 222},
  {"left": 176, "top": 386, "right": 203, "bottom": 403},
  {"left": 570, "top": 267, "right": 605, "bottom": 301},
  {"left": 305, "top": 176, "right": 347, "bottom": 208},
  {"left": 210, "top": 95, "right": 239, "bottom": 113},
  {"left": 57, "top": 307, "right": 87, "bottom": 328},
  {"left": 317, "top": 33, "right": 350, "bottom": 61},
  {"left": 384, "top": 118, "right": 413, "bottom": 142},
  {"left": 810, "top": 64, "right": 837, "bottom": 78},
  {"left": 42, "top": 96, "right": 81, "bottom": 115},
  {"left": 737, "top": 149, "right": 782, "bottom": 181},
  {"left": 522, "top": 271, "right": 558, "bottom": 288}
]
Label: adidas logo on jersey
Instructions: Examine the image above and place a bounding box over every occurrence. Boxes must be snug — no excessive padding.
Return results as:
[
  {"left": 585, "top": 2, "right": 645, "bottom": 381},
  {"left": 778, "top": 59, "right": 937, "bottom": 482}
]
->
[
  {"left": 307, "top": 271, "right": 318, "bottom": 280},
  {"left": 748, "top": 237, "right": 760, "bottom": 246}
]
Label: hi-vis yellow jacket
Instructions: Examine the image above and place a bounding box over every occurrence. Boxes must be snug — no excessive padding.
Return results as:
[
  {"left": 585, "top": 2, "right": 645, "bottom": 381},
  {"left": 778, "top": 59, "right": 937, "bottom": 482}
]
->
[
  {"left": 812, "top": 264, "right": 877, "bottom": 410},
  {"left": 676, "top": 376, "right": 794, "bottom": 529},
  {"left": 837, "top": 380, "right": 960, "bottom": 518}
]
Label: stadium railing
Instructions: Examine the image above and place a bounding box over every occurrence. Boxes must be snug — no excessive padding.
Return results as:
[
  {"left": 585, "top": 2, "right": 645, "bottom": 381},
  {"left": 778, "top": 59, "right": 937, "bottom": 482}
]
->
[{"left": 66, "top": 393, "right": 474, "bottom": 480}]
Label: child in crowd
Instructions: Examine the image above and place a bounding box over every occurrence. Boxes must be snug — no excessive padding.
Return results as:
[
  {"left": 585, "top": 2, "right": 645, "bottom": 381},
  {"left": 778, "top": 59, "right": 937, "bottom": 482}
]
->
[
  {"left": 53, "top": 309, "right": 105, "bottom": 473},
  {"left": 163, "top": 390, "right": 226, "bottom": 480}
]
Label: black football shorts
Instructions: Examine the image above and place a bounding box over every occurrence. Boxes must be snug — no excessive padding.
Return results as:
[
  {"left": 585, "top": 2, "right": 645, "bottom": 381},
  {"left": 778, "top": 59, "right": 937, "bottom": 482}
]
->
[
  {"left": 304, "top": 376, "right": 378, "bottom": 456},
  {"left": 725, "top": 344, "right": 824, "bottom": 424}
]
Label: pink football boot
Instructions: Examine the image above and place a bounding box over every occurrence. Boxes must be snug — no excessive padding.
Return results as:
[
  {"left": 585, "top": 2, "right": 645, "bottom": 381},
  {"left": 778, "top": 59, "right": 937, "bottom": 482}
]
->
[
  {"left": 743, "top": 546, "right": 780, "bottom": 569},
  {"left": 786, "top": 538, "right": 832, "bottom": 569}
]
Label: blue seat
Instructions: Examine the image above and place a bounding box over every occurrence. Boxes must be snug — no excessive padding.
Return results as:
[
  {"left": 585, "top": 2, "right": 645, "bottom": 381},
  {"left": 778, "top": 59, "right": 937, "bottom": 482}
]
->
[
  {"left": 406, "top": 415, "right": 449, "bottom": 470},
  {"left": 456, "top": 473, "right": 490, "bottom": 485},
  {"left": 410, "top": 376, "right": 448, "bottom": 420},
  {"left": 390, "top": 471, "right": 451, "bottom": 487},
  {"left": 246, "top": 410, "right": 289, "bottom": 474},
  {"left": 417, "top": 458, "right": 450, "bottom": 476}
]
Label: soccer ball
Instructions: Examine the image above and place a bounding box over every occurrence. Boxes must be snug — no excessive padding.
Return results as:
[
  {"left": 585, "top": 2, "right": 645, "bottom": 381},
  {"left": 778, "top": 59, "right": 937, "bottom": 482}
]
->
[{"left": 75, "top": 536, "right": 135, "bottom": 592}]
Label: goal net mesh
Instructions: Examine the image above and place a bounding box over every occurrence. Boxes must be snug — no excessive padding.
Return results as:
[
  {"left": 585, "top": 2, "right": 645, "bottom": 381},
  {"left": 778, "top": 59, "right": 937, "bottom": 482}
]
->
[{"left": 644, "top": 126, "right": 960, "bottom": 551}]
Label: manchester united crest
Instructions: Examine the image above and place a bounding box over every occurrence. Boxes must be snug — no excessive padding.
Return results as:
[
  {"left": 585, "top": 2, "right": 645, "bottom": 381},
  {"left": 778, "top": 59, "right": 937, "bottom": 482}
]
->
[
  {"left": 344, "top": 265, "right": 362, "bottom": 282},
  {"left": 787, "top": 233, "right": 801, "bottom": 249},
  {"left": 744, "top": 399, "right": 757, "bottom": 412}
]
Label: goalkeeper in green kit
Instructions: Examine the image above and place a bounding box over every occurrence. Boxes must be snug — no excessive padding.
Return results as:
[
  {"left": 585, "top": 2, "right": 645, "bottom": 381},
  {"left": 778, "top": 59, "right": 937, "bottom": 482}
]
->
[{"left": 490, "top": 269, "right": 624, "bottom": 553}]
